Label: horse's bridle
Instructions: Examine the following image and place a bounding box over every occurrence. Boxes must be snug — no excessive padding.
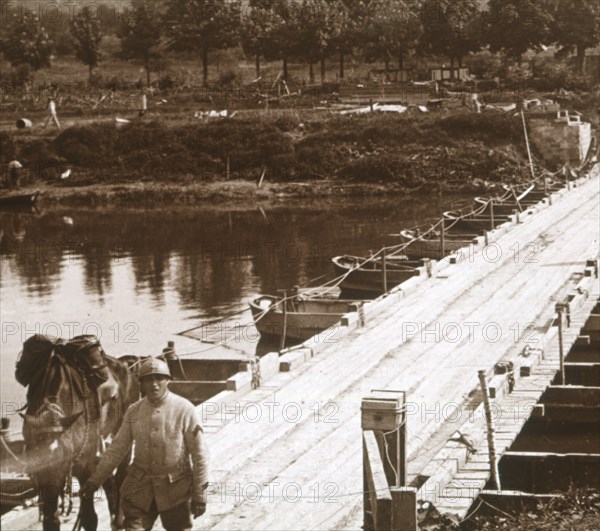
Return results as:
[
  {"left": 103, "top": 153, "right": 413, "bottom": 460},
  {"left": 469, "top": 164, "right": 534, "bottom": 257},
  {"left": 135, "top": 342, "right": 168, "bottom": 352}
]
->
[
  {"left": 28, "top": 348, "right": 66, "bottom": 434},
  {"left": 78, "top": 339, "right": 108, "bottom": 374},
  {"left": 27, "top": 345, "right": 90, "bottom": 435}
]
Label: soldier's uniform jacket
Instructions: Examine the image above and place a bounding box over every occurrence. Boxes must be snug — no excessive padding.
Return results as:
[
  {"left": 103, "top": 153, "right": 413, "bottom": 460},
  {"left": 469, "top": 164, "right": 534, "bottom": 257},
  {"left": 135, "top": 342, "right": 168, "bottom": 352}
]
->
[{"left": 89, "top": 391, "right": 209, "bottom": 512}]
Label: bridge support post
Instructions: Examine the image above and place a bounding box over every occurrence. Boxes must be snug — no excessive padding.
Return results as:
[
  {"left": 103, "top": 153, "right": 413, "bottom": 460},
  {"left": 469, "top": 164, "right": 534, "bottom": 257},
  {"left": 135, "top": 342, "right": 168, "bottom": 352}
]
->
[
  {"left": 391, "top": 487, "right": 417, "bottom": 531},
  {"left": 382, "top": 249, "right": 388, "bottom": 294},
  {"left": 478, "top": 370, "right": 501, "bottom": 490},
  {"left": 557, "top": 304, "right": 565, "bottom": 385}
]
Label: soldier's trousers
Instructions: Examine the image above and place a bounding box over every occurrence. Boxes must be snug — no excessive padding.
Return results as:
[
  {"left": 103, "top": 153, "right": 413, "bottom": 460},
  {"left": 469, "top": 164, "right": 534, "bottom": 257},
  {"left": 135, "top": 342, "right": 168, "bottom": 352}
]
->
[{"left": 122, "top": 498, "right": 192, "bottom": 531}]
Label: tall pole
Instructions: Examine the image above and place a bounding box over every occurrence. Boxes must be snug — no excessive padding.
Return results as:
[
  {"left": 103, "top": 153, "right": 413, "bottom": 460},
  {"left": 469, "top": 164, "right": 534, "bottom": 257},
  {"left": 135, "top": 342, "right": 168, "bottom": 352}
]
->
[
  {"left": 440, "top": 219, "right": 446, "bottom": 259},
  {"left": 558, "top": 305, "right": 565, "bottom": 385},
  {"left": 279, "top": 290, "right": 288, "bottom": 352},
  {"left": 478, "top": 370, "right": 501, "bottom": 490},
  {"left": 382, "top": 249, "right": 388, "bottom": 294},
  {"left": 490, "top": 201, "right": 495, "bottom": 230},
  {"left": 521, "top": 110, "right": 535, "bottom": 180}
]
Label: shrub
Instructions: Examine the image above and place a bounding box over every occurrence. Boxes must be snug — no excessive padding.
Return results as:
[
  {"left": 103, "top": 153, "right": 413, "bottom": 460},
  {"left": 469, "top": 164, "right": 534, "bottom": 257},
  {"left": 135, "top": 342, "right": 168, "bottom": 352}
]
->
[
  {"left": 19, "top": 139, "right": 62, "bottom": 178},
  {"left": 219, "top": 69, "right": 238, "bottom": 88},
  {"left": 464, "top": 51, "right": 505, "bottom": 80},
  {"left": 157, "top": 74, "right": 174, "bottom": 91},
  {"left": 0, "top": 132, "right": 17, "bottom": 163},
  {"left": 504, "top": 64, "right": 533, "bottom": 89},
  {"left": 53, "top": 123, "right": 117, "bottom": 165},
  {"left": 1, "top": 64, "right": 33, "bottom": 89},
  {"left": 530, "top": 56, "right": 571, "bottom": 90},
  {"left": 439, "top": 114, "right": 522, "bottom": 144},
  {"left": 339, "top": 153, "right": 424, "bottom": 187},
  {"left": 273, "top": 115, "right": 300, "bottom": 132}
]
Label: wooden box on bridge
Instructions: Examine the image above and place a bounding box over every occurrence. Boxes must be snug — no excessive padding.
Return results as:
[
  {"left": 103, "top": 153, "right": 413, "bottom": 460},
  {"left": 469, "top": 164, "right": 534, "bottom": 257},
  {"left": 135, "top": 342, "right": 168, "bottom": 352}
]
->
[{"left": 361, "top": 391, "right": 405, "bottom": 431}]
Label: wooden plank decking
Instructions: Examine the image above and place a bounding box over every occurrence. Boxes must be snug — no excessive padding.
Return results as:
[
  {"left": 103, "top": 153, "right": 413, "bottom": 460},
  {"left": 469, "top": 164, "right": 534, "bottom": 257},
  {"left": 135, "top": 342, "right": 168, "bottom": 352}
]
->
[
  {"left": 417, "top": 281, "right": 600, "bottom": 518},
  {"left": 3, "top": 167, "right": 599, "bottom": 531}
]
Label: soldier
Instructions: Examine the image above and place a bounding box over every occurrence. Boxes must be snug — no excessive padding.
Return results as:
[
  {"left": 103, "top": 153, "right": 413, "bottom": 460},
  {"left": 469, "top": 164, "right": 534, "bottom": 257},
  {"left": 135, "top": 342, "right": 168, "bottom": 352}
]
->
[
  {"left": 82, "top": 358, "right": 209, "bottom": 531},
  {"left": 8, "top": 160, "right": 22, "bottom": 188},
  {"left": 43, "top": 97, "right": 61, "bottom": 129}
]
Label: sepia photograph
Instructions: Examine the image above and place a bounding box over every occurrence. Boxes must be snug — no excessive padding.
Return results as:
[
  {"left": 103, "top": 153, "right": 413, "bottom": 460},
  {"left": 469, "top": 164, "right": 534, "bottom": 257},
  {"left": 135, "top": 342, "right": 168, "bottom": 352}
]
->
[{"left": 0, "top": 0, "right": 599, "bottom": 529}]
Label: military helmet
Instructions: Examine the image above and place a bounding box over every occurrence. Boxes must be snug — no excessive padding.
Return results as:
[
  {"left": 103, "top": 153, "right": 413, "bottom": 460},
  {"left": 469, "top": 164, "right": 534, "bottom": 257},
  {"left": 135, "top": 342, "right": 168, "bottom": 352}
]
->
[{"left": 138, "top": 357, "right": 171, "bottom": 380}]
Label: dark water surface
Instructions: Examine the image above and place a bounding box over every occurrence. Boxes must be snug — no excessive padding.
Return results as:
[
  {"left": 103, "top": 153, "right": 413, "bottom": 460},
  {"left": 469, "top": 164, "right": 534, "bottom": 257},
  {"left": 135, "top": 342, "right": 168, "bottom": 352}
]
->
[{"left": 0, "top": 194, "right": 475, "bottom": 419}]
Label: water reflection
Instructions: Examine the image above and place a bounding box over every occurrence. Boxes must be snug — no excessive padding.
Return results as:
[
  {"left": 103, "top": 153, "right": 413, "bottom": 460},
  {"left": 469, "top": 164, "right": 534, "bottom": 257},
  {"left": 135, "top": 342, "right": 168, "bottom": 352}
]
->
[{"left": 0, "top": 195, "right": 475, "bottom": 412}]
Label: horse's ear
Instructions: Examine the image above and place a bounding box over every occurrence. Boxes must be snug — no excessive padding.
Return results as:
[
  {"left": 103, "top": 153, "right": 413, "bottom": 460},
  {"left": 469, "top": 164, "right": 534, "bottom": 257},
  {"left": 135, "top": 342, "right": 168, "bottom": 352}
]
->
[
  {"left": 19, "top": 412, "right": 25, "bottom": 419},
  {"left": 59, "top": 411, "right": 83, "bottom": 428}
]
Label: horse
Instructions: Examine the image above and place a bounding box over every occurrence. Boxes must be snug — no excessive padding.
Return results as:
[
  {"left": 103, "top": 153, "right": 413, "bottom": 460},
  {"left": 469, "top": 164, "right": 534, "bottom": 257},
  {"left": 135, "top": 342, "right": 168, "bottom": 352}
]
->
[{"left": 18, "top": 335, "right": 139, "bottom": 531}]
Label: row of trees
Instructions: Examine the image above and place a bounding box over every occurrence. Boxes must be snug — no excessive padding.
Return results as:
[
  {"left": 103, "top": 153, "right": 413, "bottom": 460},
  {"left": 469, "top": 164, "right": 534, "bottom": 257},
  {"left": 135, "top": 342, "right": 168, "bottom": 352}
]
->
[{"left": 1, "top": 0, "right": 599, "bottom": 86}]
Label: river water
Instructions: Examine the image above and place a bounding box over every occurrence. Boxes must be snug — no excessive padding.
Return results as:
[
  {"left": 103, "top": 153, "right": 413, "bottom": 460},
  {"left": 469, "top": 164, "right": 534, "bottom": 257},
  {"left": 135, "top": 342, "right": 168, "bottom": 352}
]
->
[{"left": 0, "top": 194, "right": 475, "bottom": 426}]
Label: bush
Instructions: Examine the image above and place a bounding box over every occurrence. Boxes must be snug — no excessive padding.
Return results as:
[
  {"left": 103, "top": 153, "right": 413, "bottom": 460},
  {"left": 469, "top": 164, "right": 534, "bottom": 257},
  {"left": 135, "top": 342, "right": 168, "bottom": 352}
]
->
[
  {"left": 464, "top": 51, "right": 505, "bottom": 80},
  {"left": 90, "top": 74, "right": 138, "bottom": 91},
  {"left": 505, "top": 64, "right": 533, "bottom": 89},
  {"left": 54, "top": 123, "right": 118, "bottom": 165},
  {"left": 19, "top": 139, "right": 62, "bottom": 178},
  {"left": 339, "top": 153, "right": 424, "bottom": 187},
  {"left": 439, "top": 114, "right": 522, "bottom": 144},
  {"left": 157, "top": 74, "right": 174, "bottom": 91},
  {"left": 530, "top": 56, "right": 570, "bottom": 90},
  {"left": 0, "top": 64, "right": 33, "bottom": 89},
  {"left": 273, "top": 115, "right": 300, "bottom": 132},
  {"left": 0, "top": 132, "right": 17, "bottom": 163},
  {"left": 219, "top": 69, "right": 238, "bottom": 88}
]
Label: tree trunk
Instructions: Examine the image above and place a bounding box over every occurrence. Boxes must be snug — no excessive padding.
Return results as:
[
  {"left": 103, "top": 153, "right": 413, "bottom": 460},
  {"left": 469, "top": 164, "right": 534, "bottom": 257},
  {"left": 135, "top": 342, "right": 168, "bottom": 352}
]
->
[
  {"left": 202, "top": 47, "right": 209, "bottom": 87},
  {"left": 339, "top": 52, "right": 345, "bottom": 80},
  {"left": 309, "top": 62, "right": 314, "bottom": 83},
  {"left": 283, "top": 57, "right": 288, "bottom": 80},
  {"left": 450, "top": 56, "right": 455, "bottom": 80},
  {"left": 398, "top": 51, "right": 404, "bottom": 72},
  {"left": 384, "top": 56, "right": 390, "bottom": 72},
  {"left": 255, "top": 52, "right": 261, "bottom": 79},
  {"left": 320, "top": 57, "right": 325, "bottom": 84},
  {"left": 89, "top": 64, "right": 93, "bottom": 83},
  {"left": 145, "top": 55, "right": 151, "bottom": 87},
  {"left": 577, "top": 44, "right": 586, "bottom": 74},
  {"left": 458, "top": 55, "right": 463, "bottom": 68}
]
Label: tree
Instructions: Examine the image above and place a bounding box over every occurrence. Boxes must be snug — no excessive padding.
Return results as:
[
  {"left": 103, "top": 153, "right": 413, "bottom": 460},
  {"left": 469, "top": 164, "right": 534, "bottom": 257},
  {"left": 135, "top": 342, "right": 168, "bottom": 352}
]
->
[
  {"left": 297, "top": 0, "right": 347, "bottom": 83},
  {"left": 240, "top": 1, "right": 284, "bottom": 79},
  {"left": 166, "top": 0, "right": 240, "bottom": 87},
  {"left": 420, "top": 0, "right": 482, "bottom": 74},
  {"left": 0, "top": 8, "right": 53, "bottom": 71},
  {"left": 332, "top": 0, "right": 368, "bottom": 79},
  {"left": 70, "top": 6, "right": 103, "bottom": 81},
  {"left": 118, "top": 1, "right": 164, "bottom": 86},
  {"left": 263, "top": 0, "right": 303, "bottom": 80},
  {"left": 484, "top": 0, "right": 554, "bottom": 63},
  {"left": 363, "top": 0, "right": 422, "bottom": 73},
  {"left": 551, "top": 0, "right": 600, "bottom": 73}
]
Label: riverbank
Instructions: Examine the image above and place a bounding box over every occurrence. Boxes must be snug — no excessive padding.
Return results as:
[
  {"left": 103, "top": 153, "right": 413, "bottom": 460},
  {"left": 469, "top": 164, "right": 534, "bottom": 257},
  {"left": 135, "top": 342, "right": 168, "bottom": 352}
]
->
[
  {"left": 1, "top": 111, "right": 546, "bottom": 206},
  {"left": 9, "top": 178, "right": 512, "bottom": 209}
]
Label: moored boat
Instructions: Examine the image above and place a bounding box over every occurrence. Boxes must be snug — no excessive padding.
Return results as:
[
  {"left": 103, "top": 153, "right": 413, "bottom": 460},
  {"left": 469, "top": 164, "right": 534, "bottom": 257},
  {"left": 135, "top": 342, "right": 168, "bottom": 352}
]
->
[
  {"left": 474, "top": 184, "right": 540, "bottom": 216},
  {"left": 502, "top": 181, "right": 564, "bottom": 203},
  {"left": 0, "top": 191, "right": 40, "bottom": 207},
  {"left": 250, "top": 294, "right": 361, "bottom": 341},
  {"left": 332, "top": 254, "right": 420, "bottom": 295},
  {"left": 1, "top": 427, "right": 35, "bottom": 509},
  {"left": 398, "top": 229, "right": 480, "bottom": 260},
  {"left": 443, "top": 209, "right": 510, "bottom": 233}
]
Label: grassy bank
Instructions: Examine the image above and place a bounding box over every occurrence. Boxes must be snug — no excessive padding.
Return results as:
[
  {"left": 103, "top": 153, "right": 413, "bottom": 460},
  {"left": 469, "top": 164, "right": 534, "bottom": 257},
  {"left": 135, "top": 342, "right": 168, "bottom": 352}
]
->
[{"left": 2, "top": 111, "right": 544, "bottom": 206}]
